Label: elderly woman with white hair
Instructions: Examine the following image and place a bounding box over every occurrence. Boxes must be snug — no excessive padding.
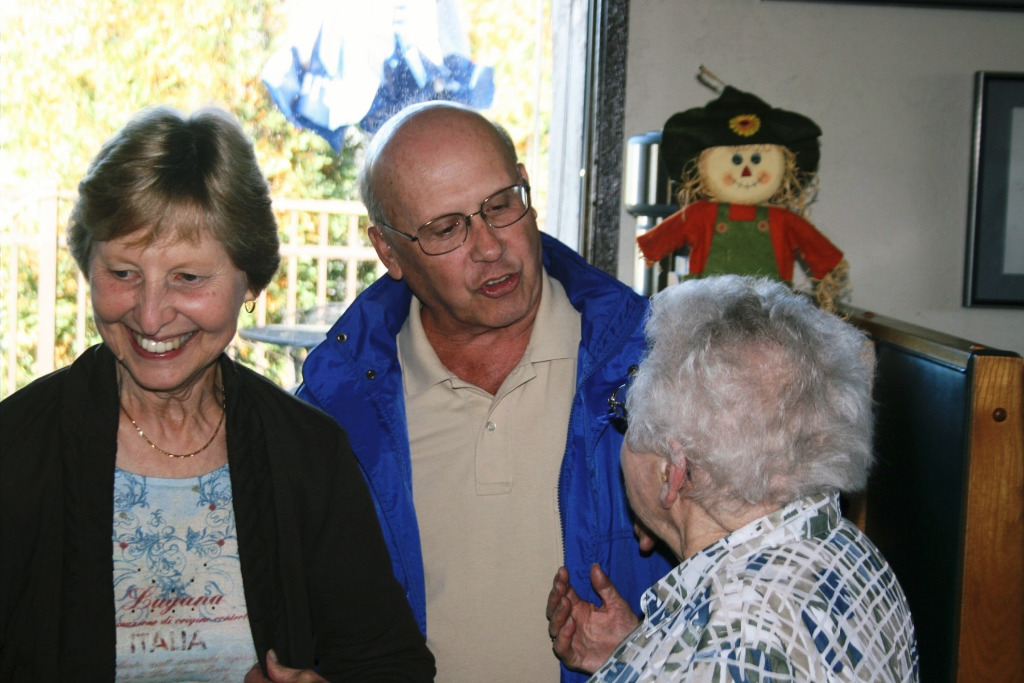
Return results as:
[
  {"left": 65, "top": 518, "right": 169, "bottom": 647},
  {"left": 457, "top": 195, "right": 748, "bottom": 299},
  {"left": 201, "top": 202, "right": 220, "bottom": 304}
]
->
[{"left": 547, "top": 275, "right": 919, "bottom": 682}]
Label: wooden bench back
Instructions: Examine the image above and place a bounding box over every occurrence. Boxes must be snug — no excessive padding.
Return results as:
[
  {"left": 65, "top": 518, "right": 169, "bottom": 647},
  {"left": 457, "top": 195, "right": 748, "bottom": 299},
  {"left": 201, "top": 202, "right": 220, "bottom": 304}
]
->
[{"left": 843, "top": 307, "right": 1023, "bottom": 683}]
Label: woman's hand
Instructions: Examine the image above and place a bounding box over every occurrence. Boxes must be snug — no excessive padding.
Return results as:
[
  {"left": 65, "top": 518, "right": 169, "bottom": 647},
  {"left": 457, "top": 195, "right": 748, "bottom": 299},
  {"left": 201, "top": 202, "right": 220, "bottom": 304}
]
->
[
  {"left": 244, "top": 650, "right": 328, "bottom": 683},
  {"left": 545, "top": 564, "right": 640, "bottom": 674}
]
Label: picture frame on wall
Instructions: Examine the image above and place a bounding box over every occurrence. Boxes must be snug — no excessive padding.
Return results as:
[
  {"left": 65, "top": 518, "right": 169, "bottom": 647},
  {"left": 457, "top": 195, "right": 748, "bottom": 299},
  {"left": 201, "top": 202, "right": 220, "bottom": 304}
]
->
[{"left": 963, "top": 71, "right": 1024, "bottom": 308}]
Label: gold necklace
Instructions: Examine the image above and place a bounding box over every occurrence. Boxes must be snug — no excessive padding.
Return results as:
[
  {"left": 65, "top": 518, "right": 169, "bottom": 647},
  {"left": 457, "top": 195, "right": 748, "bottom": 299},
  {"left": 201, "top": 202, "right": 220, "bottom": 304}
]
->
[{"left": 120, "top": 388, "right": 226, "bottom": 459}]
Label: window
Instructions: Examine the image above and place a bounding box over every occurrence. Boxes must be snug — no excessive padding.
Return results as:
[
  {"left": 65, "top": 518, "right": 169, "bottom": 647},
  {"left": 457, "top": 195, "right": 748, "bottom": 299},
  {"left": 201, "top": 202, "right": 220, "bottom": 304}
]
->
[{"left": 0, "top": 0, "right": 629, "bottom": 394}]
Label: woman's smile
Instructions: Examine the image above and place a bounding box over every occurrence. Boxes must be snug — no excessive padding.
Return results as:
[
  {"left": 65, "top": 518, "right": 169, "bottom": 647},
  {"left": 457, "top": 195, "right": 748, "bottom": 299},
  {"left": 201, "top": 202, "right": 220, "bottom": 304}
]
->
[{"left": 131, "top": 330, "right": 196, "bottom": 355}]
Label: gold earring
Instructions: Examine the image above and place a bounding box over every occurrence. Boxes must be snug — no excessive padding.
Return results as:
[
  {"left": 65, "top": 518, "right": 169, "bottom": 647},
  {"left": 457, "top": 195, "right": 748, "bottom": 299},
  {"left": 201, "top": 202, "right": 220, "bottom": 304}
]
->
[{"left": 244, "top": 300, "right": 256, "bottom": 314}]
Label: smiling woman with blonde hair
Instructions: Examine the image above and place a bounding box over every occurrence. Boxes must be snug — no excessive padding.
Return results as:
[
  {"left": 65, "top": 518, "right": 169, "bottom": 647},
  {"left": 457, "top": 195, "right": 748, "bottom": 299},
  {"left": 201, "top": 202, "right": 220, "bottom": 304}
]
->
[{"left": 0, "top": 105, "right": 433, "bottom": 682}]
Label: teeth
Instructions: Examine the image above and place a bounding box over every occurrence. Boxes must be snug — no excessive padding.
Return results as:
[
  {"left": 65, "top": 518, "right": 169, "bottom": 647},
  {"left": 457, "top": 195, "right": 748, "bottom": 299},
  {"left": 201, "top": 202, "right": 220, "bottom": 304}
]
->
[
  {"left": 134, "top": 332, "right": 193, "bottom": 353},
  {"left": 485, "top": 275, "right": 511, "bottom": 286}
]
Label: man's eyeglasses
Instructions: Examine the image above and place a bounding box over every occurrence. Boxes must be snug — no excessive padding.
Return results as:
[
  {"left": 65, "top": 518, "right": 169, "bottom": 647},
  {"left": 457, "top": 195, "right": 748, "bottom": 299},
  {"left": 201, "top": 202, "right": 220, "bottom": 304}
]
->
[{"left": 378, "top": 181, "right": 531, "bottom": 256}]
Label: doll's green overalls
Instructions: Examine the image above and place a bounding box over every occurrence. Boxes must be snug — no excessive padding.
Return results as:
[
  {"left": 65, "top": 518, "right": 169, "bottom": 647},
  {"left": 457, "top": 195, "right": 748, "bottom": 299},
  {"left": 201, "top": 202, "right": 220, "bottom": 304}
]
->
[{"left": 699, "top": 203, "right": 783, "bottom": 281}]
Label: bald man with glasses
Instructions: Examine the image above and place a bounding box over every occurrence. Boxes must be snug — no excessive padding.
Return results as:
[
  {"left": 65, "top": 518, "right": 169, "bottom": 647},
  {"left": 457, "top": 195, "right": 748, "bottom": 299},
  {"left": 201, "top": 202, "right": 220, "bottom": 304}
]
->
[{"left": 297, "top": 102, "right": 672, "bottom": 682}]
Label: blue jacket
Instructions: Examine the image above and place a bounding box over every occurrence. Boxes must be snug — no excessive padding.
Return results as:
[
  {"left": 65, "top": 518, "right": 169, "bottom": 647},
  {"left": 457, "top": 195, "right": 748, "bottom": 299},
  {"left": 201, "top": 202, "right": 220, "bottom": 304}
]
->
[{"left": 298, "top": 233, "right": 673, "bottom": 681}]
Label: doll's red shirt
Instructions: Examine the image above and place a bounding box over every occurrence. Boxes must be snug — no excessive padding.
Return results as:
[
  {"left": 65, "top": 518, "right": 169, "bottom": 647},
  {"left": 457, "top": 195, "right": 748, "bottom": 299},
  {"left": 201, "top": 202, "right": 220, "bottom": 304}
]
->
[{"left": 636, "top": 201, "right": 844, "bottom": 281}]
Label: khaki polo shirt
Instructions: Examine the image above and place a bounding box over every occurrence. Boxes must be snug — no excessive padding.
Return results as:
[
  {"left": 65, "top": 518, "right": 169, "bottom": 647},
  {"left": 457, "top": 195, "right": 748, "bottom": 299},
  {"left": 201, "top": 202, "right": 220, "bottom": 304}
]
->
[{"left": 398, "top": 271, "right": 581, "bottom": 681}]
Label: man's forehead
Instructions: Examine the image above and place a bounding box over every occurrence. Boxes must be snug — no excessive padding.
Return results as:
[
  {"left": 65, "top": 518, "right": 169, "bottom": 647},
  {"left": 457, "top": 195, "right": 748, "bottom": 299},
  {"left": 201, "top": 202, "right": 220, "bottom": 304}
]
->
[
  {"left": 386, "top": 112, "right": 496, "bottom": 158},
  {"left": 377, "top": 127, "right": 507, "bottom": 186}
]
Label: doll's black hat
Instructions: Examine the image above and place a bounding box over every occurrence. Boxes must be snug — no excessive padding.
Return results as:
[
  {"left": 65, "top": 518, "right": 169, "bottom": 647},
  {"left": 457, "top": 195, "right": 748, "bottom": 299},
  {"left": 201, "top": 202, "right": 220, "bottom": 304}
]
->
[{"left": 660, "top": 86, "right": 822, "bottom": 181}]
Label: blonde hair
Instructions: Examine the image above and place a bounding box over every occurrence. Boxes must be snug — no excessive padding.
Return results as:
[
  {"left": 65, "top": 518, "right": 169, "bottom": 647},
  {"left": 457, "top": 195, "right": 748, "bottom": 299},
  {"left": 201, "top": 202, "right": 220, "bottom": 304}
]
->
[{"left": 68, "top": 106, "right": 280, "bottom": 292}]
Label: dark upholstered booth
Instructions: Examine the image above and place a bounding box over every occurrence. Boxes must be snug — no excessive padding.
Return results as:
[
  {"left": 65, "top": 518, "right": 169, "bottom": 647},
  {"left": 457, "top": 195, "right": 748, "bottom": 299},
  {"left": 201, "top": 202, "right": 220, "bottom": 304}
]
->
[{"left": 842, "top": 306, "right": 1023, "bottom": 683}]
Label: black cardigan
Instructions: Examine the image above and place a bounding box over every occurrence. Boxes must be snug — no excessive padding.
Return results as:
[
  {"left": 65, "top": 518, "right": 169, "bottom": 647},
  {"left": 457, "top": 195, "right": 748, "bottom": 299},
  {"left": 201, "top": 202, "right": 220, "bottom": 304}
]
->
[{"left": 0, "top": 345, "right": 434, "bottom": 681}]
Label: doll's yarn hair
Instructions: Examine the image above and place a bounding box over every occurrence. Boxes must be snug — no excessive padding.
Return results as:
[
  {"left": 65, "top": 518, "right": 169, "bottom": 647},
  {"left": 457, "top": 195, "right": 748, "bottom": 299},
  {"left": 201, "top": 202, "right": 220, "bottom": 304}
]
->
[{"left": 675, "top": 146, "right": 819, "bottom": 217}]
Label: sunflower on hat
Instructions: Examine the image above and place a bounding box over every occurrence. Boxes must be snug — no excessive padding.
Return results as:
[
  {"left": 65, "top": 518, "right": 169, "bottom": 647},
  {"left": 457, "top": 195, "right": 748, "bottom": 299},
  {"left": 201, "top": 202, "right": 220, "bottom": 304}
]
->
[{"left": 728, "top": 114, "right": 761, "bottom": 137}]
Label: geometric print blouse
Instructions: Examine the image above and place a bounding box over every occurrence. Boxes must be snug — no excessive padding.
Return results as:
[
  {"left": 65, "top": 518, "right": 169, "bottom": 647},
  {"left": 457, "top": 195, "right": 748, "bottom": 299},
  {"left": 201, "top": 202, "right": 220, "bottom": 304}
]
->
[{"left": 589, "top": 491, "right": 920, "bottom": 682}]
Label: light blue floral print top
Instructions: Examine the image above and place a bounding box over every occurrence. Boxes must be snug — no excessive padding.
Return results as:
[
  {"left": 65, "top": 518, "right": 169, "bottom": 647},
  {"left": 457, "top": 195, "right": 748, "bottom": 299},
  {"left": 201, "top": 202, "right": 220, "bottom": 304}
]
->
[{"left": 112, "top": 465, "right": 255, "bottom": 681}]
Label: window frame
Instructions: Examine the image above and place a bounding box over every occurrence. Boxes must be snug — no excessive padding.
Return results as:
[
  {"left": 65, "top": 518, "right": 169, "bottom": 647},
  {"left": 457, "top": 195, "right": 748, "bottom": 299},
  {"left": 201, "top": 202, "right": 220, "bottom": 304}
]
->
[{"left": 548, "top": 0, "right": 628, "bottom": 276}]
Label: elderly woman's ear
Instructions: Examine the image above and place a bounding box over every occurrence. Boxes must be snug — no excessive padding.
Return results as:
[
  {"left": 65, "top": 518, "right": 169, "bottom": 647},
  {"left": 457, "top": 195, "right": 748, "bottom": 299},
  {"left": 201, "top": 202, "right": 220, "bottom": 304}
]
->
[{"left": 659, "top": 461, "right": 689, "bottom": 509}]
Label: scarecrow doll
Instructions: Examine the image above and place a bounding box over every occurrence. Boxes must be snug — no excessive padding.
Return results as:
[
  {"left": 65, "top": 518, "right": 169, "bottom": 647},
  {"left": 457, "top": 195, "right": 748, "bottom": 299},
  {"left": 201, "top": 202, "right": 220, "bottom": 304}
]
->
[{"left": 637, "top": 84, "right": 849, "bottom": 310}]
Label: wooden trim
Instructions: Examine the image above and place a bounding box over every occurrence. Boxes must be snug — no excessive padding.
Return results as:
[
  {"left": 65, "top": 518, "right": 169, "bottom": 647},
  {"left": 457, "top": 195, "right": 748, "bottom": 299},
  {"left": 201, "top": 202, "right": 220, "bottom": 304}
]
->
[
  {"left": 841, "top": 304, "right": 1018, "bottom": 370},
  {"left": 957, "top": 354, "right": 1024, "bottom": 682}
]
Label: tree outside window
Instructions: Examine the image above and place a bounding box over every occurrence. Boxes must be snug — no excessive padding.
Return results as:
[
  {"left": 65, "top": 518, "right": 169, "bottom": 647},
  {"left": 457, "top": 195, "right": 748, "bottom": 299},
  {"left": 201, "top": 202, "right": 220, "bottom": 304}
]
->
[{"left": 0, "top": 0, "right": 553, "bottom": 395}]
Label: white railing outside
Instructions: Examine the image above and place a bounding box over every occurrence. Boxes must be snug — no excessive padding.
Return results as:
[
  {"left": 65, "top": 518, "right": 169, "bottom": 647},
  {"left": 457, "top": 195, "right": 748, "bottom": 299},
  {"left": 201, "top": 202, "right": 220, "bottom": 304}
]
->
[{"left": 0, "top": 188, "right": 384, "bottom": 398}]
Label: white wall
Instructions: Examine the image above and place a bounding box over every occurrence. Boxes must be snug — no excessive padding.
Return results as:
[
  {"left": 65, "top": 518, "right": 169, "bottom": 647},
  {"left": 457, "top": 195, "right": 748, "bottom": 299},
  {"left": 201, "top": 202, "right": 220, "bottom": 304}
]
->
[{"left": 620, "top": 0, "right": 1024, "bottom": 355}]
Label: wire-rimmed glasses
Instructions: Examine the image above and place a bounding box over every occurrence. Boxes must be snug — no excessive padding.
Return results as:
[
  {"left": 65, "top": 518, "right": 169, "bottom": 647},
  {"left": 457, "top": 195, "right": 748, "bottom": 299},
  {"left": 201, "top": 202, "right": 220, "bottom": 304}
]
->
[{"left": 378, "top": 181, "right": 531, "bottom": 256}]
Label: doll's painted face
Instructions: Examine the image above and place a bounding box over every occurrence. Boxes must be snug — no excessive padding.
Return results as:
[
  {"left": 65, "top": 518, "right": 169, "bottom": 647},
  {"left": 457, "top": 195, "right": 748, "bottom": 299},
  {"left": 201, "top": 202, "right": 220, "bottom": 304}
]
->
[{"left": 700, "top": 144, "right": 785, "bottom": 205}]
